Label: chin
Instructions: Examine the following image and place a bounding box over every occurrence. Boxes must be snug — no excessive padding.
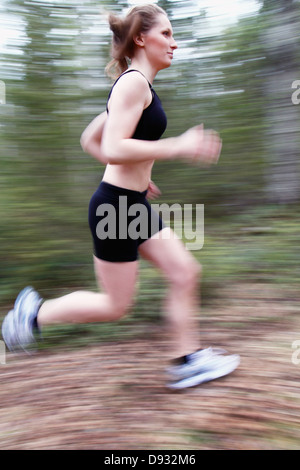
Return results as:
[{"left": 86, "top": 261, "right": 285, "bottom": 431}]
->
[{"left": 158, "top": 61, "right": 172, "bottom": 71}]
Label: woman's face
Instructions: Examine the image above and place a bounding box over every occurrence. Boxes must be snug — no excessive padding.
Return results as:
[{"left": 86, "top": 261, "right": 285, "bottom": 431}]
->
[{"left": 139, "top": 14, "right": 178, "bottom": 71}]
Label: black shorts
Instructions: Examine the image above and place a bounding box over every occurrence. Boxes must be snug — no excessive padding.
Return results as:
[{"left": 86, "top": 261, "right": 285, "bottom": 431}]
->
[{"left": 88, "top": 181, "right": 165, "bottom": 262}]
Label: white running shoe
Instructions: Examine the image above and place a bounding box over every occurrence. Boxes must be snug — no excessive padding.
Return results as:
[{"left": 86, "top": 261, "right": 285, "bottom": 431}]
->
[
  {"left": 167, "top": 348, "right": 240, "bottom": 390},
  {"left": 13, "top": 286, "right": 43, "bottom": 352},
  {"left": 1, "top": 310, "right": 19, "bottom": 352}
]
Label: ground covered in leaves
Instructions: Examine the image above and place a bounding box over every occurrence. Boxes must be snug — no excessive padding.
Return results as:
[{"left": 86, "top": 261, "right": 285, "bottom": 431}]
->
[{"left": 1, "top": 283, "right": 300, "bottom": 450}]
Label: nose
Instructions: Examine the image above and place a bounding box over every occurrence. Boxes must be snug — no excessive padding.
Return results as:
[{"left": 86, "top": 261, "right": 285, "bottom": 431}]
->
[{"left": 171, "top": 38, "right": 178, "bottom": 50}]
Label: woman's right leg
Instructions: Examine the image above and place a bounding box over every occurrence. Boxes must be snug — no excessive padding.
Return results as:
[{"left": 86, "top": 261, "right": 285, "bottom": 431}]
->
[{"left": 37, "top": 256, "right": 138, "bottom": 326}]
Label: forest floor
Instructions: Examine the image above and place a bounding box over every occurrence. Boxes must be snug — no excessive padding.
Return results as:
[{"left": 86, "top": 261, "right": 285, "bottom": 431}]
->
[{"left": 1, "top": 282, "right": 300, "bottom": 450}]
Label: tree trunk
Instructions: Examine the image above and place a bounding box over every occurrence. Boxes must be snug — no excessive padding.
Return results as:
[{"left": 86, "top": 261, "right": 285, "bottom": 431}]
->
[{"left": 262, "top": 1, "right": 300, "bottom": 203}]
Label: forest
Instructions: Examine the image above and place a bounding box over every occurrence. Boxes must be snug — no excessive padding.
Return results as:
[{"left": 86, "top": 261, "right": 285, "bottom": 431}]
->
[
  {"left": 0, "top": 0, "right": 299, "bottom": 340},
  {"left": 1, "top": 0, "right": 300, "bottom": 335},
  {"left": 0, "top": 0, "right": 299, "bottom": 292},
  {"left": 0, "top": 0, "right": 300, "bottom": 450}
]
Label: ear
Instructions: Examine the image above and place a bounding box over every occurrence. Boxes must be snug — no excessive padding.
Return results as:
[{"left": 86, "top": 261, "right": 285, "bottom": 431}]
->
[{"left": 133, "top": 32, "right": 145, "bottom": 48}]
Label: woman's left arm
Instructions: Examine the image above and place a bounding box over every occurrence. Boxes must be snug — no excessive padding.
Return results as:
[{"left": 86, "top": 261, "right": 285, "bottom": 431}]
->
[{"left": 80, "top": 111, "right": 107, "bottom": 163}]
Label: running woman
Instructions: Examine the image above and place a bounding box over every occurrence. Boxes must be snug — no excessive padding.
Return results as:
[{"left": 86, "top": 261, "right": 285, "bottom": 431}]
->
[{"left": 2, "top": 4, "right": 239, "bottom": 389}]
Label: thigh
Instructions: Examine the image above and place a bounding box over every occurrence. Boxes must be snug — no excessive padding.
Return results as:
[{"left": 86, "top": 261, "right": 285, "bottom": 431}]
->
[
  {"left": 89, "top": 183, "right": 140, "bottom": 263},
  {"left": 138, "top": 227, "right": 198, "bottom": 281},
  {"left": 93, "top": 255, "right": 138, "bottom": 306}
]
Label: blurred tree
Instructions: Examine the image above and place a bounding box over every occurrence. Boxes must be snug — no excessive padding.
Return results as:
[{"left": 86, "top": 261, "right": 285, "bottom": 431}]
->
[
  {"left": 261, "top": 0, "right": 294, "bottom": 13},
  {"left": 218, "top": 0, "right": 300, "bottom": 206},
  {"left": 217, "top": 12, "right": 266, "bottom": 206},
  {"left": 0, "top": 0, "right": 115, "bottom": 297},
  {"left": 260, "top": 0, "right": 300, "bottom": 203}
]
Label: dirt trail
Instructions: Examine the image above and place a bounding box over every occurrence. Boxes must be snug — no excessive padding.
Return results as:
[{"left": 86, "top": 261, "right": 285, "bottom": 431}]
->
[{"left": 1, "top": 283, "right": 300, "bottom": 450}]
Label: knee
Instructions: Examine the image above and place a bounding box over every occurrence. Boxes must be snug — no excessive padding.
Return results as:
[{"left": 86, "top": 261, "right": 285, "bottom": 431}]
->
[
  {"left": 184, "top": 259, "right": 202, "bottom": 288},
  {"left": 170, "top": 258, "right": 201, "bottom": 291},
  {"left": 107, "top": 296, "right": 134, "bottom": 321}
]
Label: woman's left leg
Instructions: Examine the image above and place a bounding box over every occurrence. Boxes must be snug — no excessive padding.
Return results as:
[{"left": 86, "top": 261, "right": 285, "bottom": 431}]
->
[
  {"left": 139, "top": 227, "right": 202, "bottom": 358},
  {"left": 139, "top": 227, "right": 240, "bottom": 389}
]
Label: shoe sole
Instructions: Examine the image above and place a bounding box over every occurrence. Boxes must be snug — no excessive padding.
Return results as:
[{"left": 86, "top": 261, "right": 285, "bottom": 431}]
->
[{"left": 167, "top": 355, "right": 240, "bottom": 390}]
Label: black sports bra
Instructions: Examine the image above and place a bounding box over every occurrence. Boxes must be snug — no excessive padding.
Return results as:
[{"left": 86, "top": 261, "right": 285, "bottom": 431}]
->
[{"left": 106, "top": 69, "right": 167, "bottom": 141}]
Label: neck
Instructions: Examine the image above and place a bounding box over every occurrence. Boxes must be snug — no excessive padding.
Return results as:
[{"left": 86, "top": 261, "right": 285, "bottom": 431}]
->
[{"left": 129, "top": 58, "right": 158, "bottom": 85}]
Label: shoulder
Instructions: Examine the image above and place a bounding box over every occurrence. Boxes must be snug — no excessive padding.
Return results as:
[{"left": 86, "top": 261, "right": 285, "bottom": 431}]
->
[
  {"left": 110, "top": 71, "right": 150, "bottom": 109},
  {"left": 116, "top": 70, "right": 150, "bottom": 89}
]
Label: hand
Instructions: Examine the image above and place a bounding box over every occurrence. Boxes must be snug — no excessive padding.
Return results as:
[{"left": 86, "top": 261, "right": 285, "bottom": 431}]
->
[
  {"left": 80, "top": 111, "right": 107, "bottom": 162},
  {"left": 147, "top": 180, "right": 162, "bottom": 200},
  {"left": 178, "top": 124, "right": 222, "bottom": 165}
]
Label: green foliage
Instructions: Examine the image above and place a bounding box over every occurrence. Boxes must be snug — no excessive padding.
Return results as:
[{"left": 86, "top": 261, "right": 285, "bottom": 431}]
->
[{"left": 1, "top": 0, "right": 299, "bottom": 343}]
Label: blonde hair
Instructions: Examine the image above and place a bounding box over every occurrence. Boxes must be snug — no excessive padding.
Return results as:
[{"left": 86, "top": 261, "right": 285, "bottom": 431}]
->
[{"left": 105, "top": 4, "right": 167, "bottom": 79}]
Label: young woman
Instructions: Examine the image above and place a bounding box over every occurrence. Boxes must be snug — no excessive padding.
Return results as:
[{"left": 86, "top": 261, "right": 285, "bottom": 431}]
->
[{"left": 2, "top": 4, "right": 239, "bottom": 389}]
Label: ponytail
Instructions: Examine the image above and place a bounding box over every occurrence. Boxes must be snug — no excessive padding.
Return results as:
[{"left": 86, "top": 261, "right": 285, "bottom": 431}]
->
[{"left": 105, "top": 12, "right": 141, "bottom": 79}]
